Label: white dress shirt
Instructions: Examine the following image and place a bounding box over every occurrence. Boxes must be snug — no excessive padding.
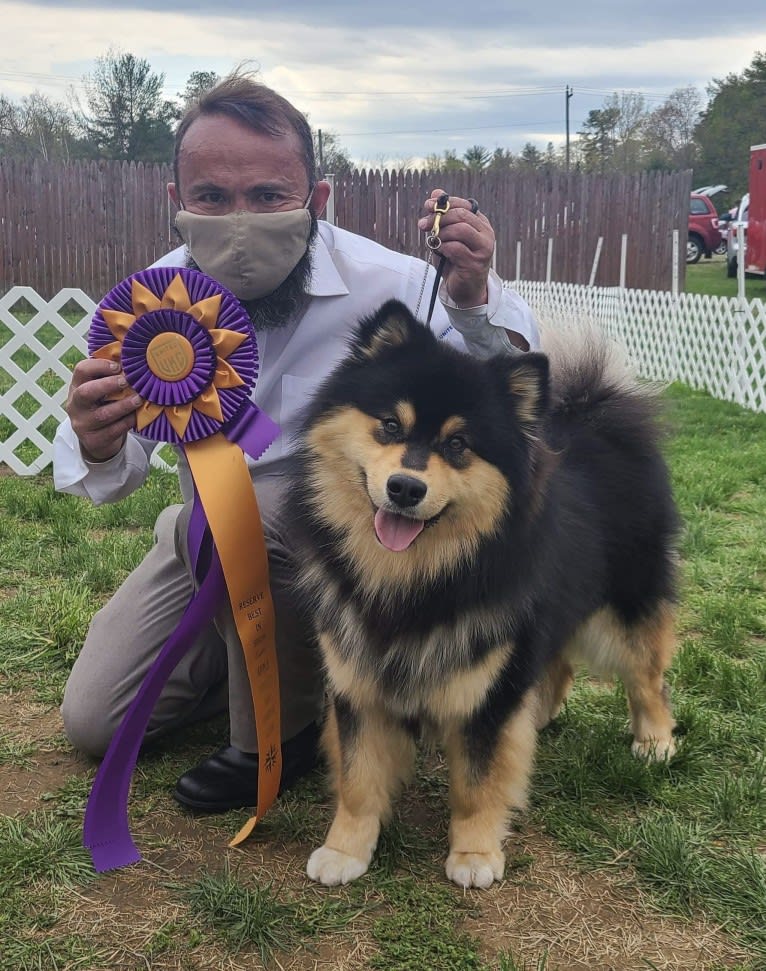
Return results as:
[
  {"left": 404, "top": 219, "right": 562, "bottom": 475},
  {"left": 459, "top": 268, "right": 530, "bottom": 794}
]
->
[{"left": 53, "top": 221, "right": 539, "bottom": 505}]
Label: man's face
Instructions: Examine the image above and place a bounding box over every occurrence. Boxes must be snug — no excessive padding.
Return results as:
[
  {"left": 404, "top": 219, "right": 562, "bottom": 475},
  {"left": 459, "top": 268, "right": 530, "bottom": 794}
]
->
[
  {"left": 168, "top": 114, "right": 331, "bottom": 330},
  {"left": 169, "top": 114, "right": 312, "bottom": 214}
]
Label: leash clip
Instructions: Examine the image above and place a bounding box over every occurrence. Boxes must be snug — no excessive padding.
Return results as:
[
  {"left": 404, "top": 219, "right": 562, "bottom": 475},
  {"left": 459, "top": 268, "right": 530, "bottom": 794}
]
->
[{"left": 425, "top": 193, "right": 450, "bottom": 251}]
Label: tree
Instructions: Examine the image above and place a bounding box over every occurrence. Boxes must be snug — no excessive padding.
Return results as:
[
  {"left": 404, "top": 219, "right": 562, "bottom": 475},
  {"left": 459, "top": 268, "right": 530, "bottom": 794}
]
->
[
  {"left": 486, "top": 147, "right": 516, "bottom": 172},
  {"left": 423, "top": 149, "right": 465, "bottom": 173},
  {"left": 577, "top": 105, "right": 621, "bottom": 173},
  {"left": 424, "top": 152, "right": 446, "bottom": 173},
  {"left": 0, "top": 94, "right": 26, "bottom": 157},
  {"left": 518, "top": 142, "right": 545, "bottom": 172},
  {"left": 542, "top": 141, "right": 562, "bottom": 174},
  {"left": 314, "top": 128, "right": 352, "bottom": 176},
  {"left": 642, "top": 86, "right": 702, "bottom": 172},
  {"left": 605, "top": 91, "right": 647, "bottom": 172},
  {"left": 463, "top": 145, "right": 490, "bottom": 171},
  {"left": 179, "top": 71, "right": 220, "bottom": 112},
  {"left": 76, "top": 49, "right": 178, "bottom": 162},
  {"left": 577, "top": 92, "right": 649, "bottom": 174},
  {"left": 0, "top": 91, "right": 82, "bottom": 160},
  {"left": 694, "top": 51, "right": 766, "bottom": 196},
  {"left": 389, "top": 156, "right": 415, "bottom": 172}
]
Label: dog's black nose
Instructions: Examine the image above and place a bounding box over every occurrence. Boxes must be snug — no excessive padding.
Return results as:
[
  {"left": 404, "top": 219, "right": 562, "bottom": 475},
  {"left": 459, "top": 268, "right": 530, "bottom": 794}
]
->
[{"left": 386, "top": 474, "right": 427, "bottom": 508}]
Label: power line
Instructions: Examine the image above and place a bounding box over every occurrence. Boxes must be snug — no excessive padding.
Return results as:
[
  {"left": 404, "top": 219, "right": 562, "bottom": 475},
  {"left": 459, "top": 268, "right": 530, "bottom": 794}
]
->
[
  {"left": 336, "top": 120, "right": 569, "bottom": 139},
  {"left": 0, "top": 70, "right": 81, "bottom": 84},
  {"left": 288, "top": 87, "right": 565, "bottom": 99},
  {"left": 0, "top": 68, "right": 695, "bottom": 104}
]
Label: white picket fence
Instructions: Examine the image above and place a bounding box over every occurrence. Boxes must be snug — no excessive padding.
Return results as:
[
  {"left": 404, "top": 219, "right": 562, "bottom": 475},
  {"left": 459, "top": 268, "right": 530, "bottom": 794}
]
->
[
  {"left": 512, "top": 281, "right": 766, "bottom": 414},
  {"left": 1, "top": 282, "right": 765, "bottom": 476}
]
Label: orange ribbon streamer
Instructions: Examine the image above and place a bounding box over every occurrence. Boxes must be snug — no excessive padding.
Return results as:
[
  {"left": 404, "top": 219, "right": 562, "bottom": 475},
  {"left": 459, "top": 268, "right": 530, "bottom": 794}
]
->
[{"left": 185, "top": 433, "right": 282, "bottom": 839}]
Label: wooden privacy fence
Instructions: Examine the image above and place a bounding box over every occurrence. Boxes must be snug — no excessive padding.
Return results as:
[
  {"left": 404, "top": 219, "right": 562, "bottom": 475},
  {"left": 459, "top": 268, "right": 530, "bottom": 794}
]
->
[
  {"left": 2, "top": 281, "right": 764, "bottom": 476},
  {"left": 1, "top": 158, "right": 690, "bottom": 298},
  {"left": 331, "top": 168, "right": 690, "bottom": 292},
  {"left": 0, "top": 158, "right": 174, "bottom": 301}
]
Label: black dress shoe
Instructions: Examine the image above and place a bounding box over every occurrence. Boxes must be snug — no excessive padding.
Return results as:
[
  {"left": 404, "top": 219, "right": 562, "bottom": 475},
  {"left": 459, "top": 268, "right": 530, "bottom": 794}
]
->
[{"left": 173, "top": 721, "right": 320, "bottom": 813}]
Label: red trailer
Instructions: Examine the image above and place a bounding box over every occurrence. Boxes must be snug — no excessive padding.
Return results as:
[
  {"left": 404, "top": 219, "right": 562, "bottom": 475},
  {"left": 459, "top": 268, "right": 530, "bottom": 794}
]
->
[{"left": 744, "top": 143, "right": 766, "bottom": 277}]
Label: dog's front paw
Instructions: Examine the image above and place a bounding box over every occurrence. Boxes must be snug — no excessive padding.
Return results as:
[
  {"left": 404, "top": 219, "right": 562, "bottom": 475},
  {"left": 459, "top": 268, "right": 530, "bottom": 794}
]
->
[
  {"left": 306, "top": 845, "right": 369, "bottom": 886},
  {"left": 445, "top": 850, "right": 505, "bottom": 889},
  {"left": 632, "top": 735, "right": 677, "bottom": 762}
]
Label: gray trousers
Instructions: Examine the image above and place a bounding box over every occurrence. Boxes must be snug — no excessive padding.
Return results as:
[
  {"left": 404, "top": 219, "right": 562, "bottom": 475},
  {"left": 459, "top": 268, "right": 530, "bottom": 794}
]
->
[{"left": 61, "top": 476, "right": 324, "bottom": 758}]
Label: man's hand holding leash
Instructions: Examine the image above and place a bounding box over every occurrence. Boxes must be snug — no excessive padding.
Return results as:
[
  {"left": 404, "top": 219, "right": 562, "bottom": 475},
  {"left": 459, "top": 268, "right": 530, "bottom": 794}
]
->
[{"left": 419, "top": 188, "right": 495, "bottom": 308}]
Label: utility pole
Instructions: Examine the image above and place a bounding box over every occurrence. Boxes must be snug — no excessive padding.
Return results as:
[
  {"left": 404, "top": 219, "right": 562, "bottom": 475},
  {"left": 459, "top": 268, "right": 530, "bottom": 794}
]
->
[
  {"left": 318, "top": 129, "right": 324, "bottom": 175},
  {"left": 565, "top": 85, "right": 573, "bottom": 171}
]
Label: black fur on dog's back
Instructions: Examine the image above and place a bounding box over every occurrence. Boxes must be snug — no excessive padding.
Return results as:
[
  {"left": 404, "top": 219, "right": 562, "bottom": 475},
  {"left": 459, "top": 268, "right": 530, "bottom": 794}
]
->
[{"left": 543, "top": 339, "right": 678, "bottom": 624}]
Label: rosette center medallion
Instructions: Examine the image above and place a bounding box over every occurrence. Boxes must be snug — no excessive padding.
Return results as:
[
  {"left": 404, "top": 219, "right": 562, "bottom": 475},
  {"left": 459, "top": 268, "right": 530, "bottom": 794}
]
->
[{"left": 146, "top": 332, "right": 195, "bottom": 381}]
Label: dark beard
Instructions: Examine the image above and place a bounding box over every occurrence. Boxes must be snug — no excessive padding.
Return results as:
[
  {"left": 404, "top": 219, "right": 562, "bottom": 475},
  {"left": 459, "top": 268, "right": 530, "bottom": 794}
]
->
[{"left": 185, "top": 217, "right": 317, "bottom": 331}]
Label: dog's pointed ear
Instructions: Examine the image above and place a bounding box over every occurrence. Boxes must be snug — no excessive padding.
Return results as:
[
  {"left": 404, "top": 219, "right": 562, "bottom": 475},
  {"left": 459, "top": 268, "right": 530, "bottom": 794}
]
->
[
  {"left": 502, "top": 353, "right": 550, "bottom": 427},
  {"left": 352, "top": 300, "right": 423, "bottom": 362}
]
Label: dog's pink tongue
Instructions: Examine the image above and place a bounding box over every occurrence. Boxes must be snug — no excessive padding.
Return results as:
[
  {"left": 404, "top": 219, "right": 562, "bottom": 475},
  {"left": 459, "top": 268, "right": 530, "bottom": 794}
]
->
[{"left": 374, "top": 508, "right": 424, "bottom": 552}]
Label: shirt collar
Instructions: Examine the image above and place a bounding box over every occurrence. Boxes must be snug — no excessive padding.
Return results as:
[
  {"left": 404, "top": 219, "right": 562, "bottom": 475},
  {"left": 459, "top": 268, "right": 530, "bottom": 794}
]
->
[{"left": 307, "top": 223, "right": 350, "bottom": 297}]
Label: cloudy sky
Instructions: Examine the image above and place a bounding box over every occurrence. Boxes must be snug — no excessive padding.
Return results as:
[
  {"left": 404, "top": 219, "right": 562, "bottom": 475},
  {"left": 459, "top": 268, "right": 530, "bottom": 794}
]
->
[{"left": 3, "top": 0, "right": 766, "bottom": 167}]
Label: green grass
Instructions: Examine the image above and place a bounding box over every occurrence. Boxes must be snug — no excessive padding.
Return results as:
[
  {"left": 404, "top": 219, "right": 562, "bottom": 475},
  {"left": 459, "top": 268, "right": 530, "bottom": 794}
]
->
[
  {"left": 367, "top": 876, "right": 485, "bottom": 970},
  {"left": 685, "top": 255, "right": 766, "bottom": 299},
  {"left": 498, "top": 953, "right": 549, "bottom": 971},
  {"left": 527, "top": 384, "right": 766, "bottom": 960},
  {"left": 0, "top": 472, "right": 181, "bottom": 705},
  {"left": 180, "top": 865, "right": 364, "bottom": 961},
  {"left": 0, "top": 384, "right": 765, "bottom": 968}
]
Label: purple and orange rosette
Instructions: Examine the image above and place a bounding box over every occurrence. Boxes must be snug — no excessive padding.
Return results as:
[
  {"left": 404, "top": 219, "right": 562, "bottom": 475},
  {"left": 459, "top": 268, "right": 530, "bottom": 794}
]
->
[
  {"left": 83, "top": 268, "right": 283, "bottom": 872},
  {"left": 88, "top": 266, "right": 261, "bottom": 444}
]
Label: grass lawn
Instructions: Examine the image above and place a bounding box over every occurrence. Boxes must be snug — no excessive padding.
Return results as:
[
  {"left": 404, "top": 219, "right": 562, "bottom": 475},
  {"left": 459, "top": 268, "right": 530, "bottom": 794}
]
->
[
  {"left": 0, "top": 382, "right": 765, "bottom": 970},
  {"left": 685, "top": 255, "right": 766, "bottom": 300}
]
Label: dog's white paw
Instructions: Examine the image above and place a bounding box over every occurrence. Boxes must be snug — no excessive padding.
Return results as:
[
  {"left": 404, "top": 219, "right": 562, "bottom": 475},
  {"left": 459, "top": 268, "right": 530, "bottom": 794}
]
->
[
  {"left": 445, "top": 850, "right": 505, "bottom": 889},
  {"left": 306, "top": 845, "right": 369, "bottom": 886},
  {"left": 632, "top": 735, "right": 677, "bottom": 762}
]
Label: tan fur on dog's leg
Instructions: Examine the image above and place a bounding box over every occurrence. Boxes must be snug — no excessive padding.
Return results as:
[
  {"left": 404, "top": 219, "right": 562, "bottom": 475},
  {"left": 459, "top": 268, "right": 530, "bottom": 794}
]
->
[
  {"left": 307, "top": 702, "right": 415, "bottom": 886},
  {"left": 534, "top": 655, "right": 575, "bottom": 730},
  {"left": 443, "top": 695, "right": 537, "bottom": 889},
  {"left": 619, "top": 604, "right": 678, "bottom": 761}
]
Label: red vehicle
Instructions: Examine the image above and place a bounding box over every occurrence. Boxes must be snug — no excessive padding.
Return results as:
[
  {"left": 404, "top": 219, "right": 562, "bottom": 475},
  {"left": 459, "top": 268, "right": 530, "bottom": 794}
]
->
[
  {"left": 688, "top": 192, "right": 722, "bottom": 263},
  {"left": 743, "top": 144, "right": 766, "bottom": 277}
]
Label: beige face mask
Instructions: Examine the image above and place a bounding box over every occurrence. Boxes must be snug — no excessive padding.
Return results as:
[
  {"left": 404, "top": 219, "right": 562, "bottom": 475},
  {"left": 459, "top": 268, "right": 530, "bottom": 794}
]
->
[{"left": 174, "top": 206, "right": 313, "bottom": 301}]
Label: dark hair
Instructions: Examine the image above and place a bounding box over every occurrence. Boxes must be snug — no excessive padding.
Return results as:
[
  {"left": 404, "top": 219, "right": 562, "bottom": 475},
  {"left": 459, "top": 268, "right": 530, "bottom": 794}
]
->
[{"left": 173, "top": 73, "right": 318, "bottom": 192}]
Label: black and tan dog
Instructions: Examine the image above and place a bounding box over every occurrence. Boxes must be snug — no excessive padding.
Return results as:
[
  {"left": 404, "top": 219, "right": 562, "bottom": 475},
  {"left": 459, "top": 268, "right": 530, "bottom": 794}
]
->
[{"left": 287, "top": 300, "right": 679, "bottom": 889}]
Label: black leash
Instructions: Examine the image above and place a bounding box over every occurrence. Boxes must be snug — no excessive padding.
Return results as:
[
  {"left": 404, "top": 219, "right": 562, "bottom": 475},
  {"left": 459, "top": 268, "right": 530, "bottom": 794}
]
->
[
  {"left": 424, "top": 193, "right": 450, "bottom": 327},
  {"left": 425, "top": 255, "right": 446, "bottom": 328}
]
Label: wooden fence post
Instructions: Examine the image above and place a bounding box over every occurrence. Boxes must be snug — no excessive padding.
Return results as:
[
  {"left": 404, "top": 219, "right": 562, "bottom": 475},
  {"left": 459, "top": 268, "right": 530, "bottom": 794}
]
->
[
  {"left": 589, "top": 237, "right": 603, "bottom": 287},
  {"left": 325, "top": 174, "right": 336, "bottom": 226},
  {"left": 619, "top": 234, "right": 628, "bottom": 289}
]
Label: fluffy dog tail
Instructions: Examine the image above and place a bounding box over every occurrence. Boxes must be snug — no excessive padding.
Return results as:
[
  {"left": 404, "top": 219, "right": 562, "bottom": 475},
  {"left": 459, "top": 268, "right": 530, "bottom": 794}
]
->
[{"left": 539, "top": 324, "right": 668, "bottom": 446}]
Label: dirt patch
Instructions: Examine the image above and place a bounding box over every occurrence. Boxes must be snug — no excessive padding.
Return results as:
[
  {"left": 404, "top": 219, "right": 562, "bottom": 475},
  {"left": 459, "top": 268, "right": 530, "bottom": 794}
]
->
[
  {"left": 467, "top": 831, "right": 749, "bottom": 970},
  {"left": 0, "top": 690, "right": 63, "bottom": 743},
  {"left": 0, "top": 749, "right": 87, "bottom": 814},
  {"left": 0, "top": 692, "right": 88, "bottom": 814}
]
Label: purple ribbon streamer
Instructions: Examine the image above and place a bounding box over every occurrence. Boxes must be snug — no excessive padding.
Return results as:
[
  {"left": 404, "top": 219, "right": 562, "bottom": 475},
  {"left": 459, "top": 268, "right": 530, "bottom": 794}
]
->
[
  {"left": 224, "top": 400, "right": 281, "bottom": 463},
  {"left": 83, "top": 408, "right": 279, "bottom": 871},
  {"left": 83, "top": 542, "right": 226, "bottom": 872}
]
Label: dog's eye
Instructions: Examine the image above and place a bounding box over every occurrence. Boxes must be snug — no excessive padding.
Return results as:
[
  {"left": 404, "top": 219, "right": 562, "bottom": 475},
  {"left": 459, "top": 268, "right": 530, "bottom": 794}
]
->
[
  {"left": 381, "top": 418, "right": 401, "bottom": 436},
  {"left": 446, "top": 435, "right": 468, "bottom": 453}
]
